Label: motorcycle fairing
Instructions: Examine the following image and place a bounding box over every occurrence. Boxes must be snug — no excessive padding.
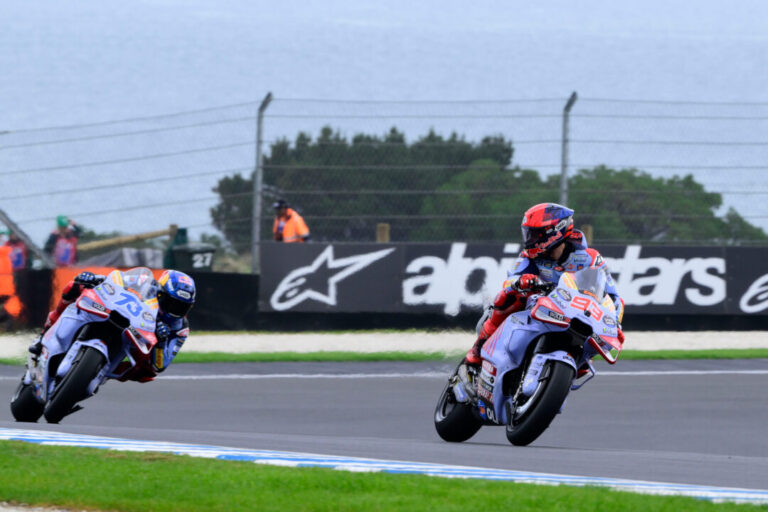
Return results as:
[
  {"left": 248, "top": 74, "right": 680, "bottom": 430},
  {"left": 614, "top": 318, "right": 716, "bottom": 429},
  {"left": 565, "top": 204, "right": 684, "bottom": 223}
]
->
[{"left": 76, "top": 290, "right": 109, "bottom": 318}]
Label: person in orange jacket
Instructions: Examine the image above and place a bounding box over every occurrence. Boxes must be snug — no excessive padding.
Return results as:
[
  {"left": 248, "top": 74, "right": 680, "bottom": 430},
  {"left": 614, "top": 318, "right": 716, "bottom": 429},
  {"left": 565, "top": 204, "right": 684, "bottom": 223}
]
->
[
  {"left": 0, "top": 245, "right": 22, "bottom": 320},
  {"left": 272, "top": 199, "right": 310, "bottom": 243}
]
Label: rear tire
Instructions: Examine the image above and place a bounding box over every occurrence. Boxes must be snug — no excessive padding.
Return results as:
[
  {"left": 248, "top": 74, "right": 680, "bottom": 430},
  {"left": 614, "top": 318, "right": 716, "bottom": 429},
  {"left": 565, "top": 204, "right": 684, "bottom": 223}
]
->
[
  {"left": 43, "top": 347, "right": 105, "bottom": 424},
  {"left": 505, "top": 361, "right": 574, "bottom": 446},
  {"left": 434, "top": 367, "right": 483, "bottom": 442},
  {"left": 10, "top": 380, "right": 44, "bottom": 422}
]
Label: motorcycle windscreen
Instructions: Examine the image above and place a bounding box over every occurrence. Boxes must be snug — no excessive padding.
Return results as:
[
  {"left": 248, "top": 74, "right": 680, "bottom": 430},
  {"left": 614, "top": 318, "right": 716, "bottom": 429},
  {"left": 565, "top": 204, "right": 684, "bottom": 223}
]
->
[
  {"left": 120, "top": 267, "right": 158, "bottom": 300},
  {"left": 570, "top": 267, "right": 607, "bottom": 300}
]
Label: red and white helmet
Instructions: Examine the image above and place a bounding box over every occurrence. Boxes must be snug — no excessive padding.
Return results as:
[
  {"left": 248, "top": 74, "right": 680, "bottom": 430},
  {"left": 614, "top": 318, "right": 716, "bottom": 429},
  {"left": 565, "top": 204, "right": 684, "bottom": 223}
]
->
[{"left": 521, "top": 203, "right": 574, "bottom": 258}]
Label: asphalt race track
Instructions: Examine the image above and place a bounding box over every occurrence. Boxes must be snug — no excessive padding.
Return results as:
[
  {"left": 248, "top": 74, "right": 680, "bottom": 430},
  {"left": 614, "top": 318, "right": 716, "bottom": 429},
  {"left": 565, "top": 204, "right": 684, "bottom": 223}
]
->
[{"left": 1, "top": 360, "right": 767, "bottom": 490}]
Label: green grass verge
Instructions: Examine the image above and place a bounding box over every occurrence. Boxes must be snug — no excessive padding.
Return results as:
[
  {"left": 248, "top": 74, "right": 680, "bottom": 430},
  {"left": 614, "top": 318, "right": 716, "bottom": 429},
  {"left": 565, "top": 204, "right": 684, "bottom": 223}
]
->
[
  {"left": 194, "top": 328, "right": 457, "bottom": 335},
  {"left": 2, "top": 348, "right": 768, "bottom": 366},
  {"left": 620, "top": 348, "right": 768, "bottom": 360},
  {"left": 0, "top": 441, "right": 762, "bottom": 512}
]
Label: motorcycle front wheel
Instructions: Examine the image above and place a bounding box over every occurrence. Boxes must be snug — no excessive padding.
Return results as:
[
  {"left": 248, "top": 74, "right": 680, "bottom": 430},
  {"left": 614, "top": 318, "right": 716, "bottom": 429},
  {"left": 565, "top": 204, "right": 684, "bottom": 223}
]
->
[
  {"left": 505, "top": 360, "right": 574, "bottom": 446},
  {"left": 434, "top": 365, "right": 483, "bottom": 442},
  {"left": 43, "top": 346, "right": 105, "bottom": 424},
  {"left": 10, "top": 380, "right": 44, "bottom": 422}
]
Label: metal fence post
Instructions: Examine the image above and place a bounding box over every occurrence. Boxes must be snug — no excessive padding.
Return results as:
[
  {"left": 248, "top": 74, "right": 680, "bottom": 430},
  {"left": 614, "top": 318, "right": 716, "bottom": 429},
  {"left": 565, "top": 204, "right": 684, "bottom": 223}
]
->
[
  {"left": 0, "top": 207, "right": 55, "bottom": 268},
  {"left": 251, "top": 92, "right": 273, "bottom": 275},
  {"left": 560, "top": 91, "right": 578, "bottom": 206}
]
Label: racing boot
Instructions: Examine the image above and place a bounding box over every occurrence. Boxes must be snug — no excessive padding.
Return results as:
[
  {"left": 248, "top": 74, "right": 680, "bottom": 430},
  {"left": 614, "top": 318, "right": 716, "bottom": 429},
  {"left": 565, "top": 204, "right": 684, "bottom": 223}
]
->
[
  {"left": 466, "top": 287, "right": 525, "bottom": 366},
  {"left": 465, "top": 335, "right": 486, "bottom": 366},
  {"left": 28, "top": 333, "right": 43, "bottom": 361},
  {"left": 29, "top": 278, "right": 84, "bottom": 360},
  {"left": 28, "top": 308, "right": 64, "bottom": 360}
]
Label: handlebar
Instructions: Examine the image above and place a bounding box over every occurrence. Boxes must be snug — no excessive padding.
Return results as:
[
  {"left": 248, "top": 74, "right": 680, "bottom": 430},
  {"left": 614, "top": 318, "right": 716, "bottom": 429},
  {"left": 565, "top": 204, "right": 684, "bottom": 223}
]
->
[{"left": 520, "top": 281, "right": 555, "bottom": 294}]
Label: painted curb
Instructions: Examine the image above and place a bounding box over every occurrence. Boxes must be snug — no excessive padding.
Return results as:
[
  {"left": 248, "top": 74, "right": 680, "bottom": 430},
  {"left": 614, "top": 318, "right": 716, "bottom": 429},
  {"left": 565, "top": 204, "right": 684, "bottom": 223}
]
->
[{"left": 1, "top": 428, "right": 767, "bottom": 505}]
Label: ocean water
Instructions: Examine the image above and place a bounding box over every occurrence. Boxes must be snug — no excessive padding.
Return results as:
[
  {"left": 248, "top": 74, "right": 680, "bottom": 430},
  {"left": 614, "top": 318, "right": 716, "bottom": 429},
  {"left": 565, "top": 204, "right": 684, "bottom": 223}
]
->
[{"left": 1, "top": 0, "right": 766, "bottom": 246}]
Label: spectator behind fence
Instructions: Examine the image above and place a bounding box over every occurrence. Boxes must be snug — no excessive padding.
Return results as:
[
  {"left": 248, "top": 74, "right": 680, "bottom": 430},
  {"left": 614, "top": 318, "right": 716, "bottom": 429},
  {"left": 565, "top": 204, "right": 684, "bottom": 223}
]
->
[
  {"left": 0, "top": 244, "right": 22, "bottom": 321},
  {"left": 4, "top": 231, "right": 28, "bottom": 270},
  {"left": 272, "top": 199, "right": 310, "bottom": 243},
  {"left": 44, "top": 215, "right": 82, "bottom": 267}
]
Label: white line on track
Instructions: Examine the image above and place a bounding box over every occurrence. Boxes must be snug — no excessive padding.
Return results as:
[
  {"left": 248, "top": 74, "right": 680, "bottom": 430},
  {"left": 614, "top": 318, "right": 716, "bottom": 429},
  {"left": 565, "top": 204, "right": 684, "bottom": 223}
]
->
[
  {"left": 161, "top": 369, "right": 768, "bottom": 379},
  {"left": 601, "top": 369, "right": 768, "bottom": 376},
  {"left": 1, "top": 369, "right": 767, "bottom": 381},
  {"left": 0, "top": 369, "right": 768, "bottom": 380}
]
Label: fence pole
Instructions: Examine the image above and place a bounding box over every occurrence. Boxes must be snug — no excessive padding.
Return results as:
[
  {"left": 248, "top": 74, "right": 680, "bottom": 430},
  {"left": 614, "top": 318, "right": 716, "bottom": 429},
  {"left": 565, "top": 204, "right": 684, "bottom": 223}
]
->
[
  {"left": 0, "top": 207, "right": 55, "bottom": 268},
  {"left": 560, "top": 91, "right": 578, "bottom": 206},
  {"left": 251, "top": 92, "right": 273, "bottom": 275}
]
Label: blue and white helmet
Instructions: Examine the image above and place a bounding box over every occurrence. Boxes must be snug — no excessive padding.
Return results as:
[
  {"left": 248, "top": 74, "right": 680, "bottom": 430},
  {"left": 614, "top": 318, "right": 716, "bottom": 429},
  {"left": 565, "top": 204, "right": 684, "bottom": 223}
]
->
[{"left": 157, "top": 270, "right": 196, "bottom": 318}]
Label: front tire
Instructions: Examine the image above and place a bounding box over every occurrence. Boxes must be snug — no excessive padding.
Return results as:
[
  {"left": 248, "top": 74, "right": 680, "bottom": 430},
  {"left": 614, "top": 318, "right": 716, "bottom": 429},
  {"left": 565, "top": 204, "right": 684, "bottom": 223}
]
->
[
  {"left": 43, "top": 347, "right": 105, "bottom": 424},
  {"left": 505, "top": 361, "right": 574, "bottom": 446},
  {"left": 10, "top": 380, "right": 44, "bottom": 422},
  {"left": 434, "top": 366, "right": 483, "bottom": 442}
]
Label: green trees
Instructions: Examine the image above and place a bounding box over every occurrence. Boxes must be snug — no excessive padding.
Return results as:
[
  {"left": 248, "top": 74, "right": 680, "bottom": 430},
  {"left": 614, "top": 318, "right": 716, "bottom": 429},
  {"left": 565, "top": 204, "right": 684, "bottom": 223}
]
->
[
  {"left": 554, "top": 166, "right": 767, "bottom": 243},
  {"left": 211, "top": 127, "right": 514, "bottom": 246},
  {"left": 209, "top": 127, "right": 766, "bottom": 249}
]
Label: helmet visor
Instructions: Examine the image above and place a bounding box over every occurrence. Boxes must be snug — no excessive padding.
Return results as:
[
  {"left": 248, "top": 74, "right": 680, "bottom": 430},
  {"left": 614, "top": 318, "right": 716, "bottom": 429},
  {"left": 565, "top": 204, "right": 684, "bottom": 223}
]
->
[
  {"left": 159, "top": 293, "right": 193, "bottom": 318},
  {"left": 522, "top": 225, "right": 550, "bottom": 249}
]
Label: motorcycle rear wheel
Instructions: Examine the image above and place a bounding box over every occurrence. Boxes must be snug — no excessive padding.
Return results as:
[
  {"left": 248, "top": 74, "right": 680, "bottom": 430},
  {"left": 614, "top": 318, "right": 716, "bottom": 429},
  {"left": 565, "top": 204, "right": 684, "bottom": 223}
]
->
[
  {"left": 434, "top": 366, "right": 483, "bottom": 442},
  {"left": 505, "top": 361, "right": 574, "bottom": 446},
  {"left": 10, "top": 380, "right": 44, "bottom": 422},
  {"left": 43, "top": 347, "right": 105, "bottom": 424}
]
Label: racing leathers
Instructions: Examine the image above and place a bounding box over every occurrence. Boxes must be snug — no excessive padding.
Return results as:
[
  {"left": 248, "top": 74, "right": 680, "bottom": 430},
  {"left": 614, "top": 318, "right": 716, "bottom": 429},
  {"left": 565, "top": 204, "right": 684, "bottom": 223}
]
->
[
  {"left": 33, "top": 271, "right": 189, "bottom": 383},
  {"left": 116, "top": 312, "right": 189, "bottom": 383},
  {"left": 467, "top": 230, "right": 625, "bottom": 364}
]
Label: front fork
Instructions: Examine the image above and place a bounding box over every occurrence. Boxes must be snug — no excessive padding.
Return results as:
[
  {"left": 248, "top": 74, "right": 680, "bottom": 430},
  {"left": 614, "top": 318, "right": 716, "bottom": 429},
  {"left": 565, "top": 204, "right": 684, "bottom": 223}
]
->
[
  {"left": 451, "top": 363, "right": 477, "bottom": 404},
  {"left": 508, "top": 350, "right": 578, "bottom": 421},
  {"left": 520, "top": 351, "right": 577, "bottom": 397}
]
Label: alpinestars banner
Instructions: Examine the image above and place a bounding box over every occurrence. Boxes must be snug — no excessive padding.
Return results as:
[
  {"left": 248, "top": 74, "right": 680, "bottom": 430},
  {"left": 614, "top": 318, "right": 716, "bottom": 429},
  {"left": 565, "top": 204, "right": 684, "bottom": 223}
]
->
[{"left": 259, "top": 242, "right": 768, "bottom": 316}]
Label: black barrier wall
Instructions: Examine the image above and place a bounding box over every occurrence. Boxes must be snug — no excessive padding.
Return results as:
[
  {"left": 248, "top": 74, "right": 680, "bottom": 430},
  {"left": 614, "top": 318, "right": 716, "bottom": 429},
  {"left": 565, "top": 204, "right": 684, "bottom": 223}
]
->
[
  {"left": 259, "top": 242, "right": 768, "bottom": 317},
  {"left": 6, "top": 243, "right": 768, "bottom": 333},
  {"left": 1, "top": 270, "right": 52, "bottom": 329},
  {"left": 185, "top": 271, "right": 260, "bottom": 331}
]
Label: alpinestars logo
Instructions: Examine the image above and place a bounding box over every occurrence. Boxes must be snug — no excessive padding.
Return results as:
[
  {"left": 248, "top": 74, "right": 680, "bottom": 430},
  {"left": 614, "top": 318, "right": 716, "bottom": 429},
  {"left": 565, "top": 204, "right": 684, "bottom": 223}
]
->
[{"left": 270, "top": 246, "right": 395, "bottom": 311}]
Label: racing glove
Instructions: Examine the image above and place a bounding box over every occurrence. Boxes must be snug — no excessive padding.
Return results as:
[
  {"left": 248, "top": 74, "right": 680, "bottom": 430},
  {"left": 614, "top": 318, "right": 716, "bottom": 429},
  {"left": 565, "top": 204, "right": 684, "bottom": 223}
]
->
[
  {"left": 155, "top": 321, "right": 171, "bottom": 343},
  {"left": 516, "top": 274, "right": 541, "bottom": 291},
  {"left": 74, "top": 271, "right": 104, "bottom": 288}
]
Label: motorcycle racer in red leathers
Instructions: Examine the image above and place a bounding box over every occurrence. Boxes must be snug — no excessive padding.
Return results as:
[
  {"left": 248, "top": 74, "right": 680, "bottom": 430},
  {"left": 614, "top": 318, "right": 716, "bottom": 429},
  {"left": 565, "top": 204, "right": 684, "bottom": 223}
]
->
[{"left": 466, "top": 203, "right": 625, "bottom": 366}]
